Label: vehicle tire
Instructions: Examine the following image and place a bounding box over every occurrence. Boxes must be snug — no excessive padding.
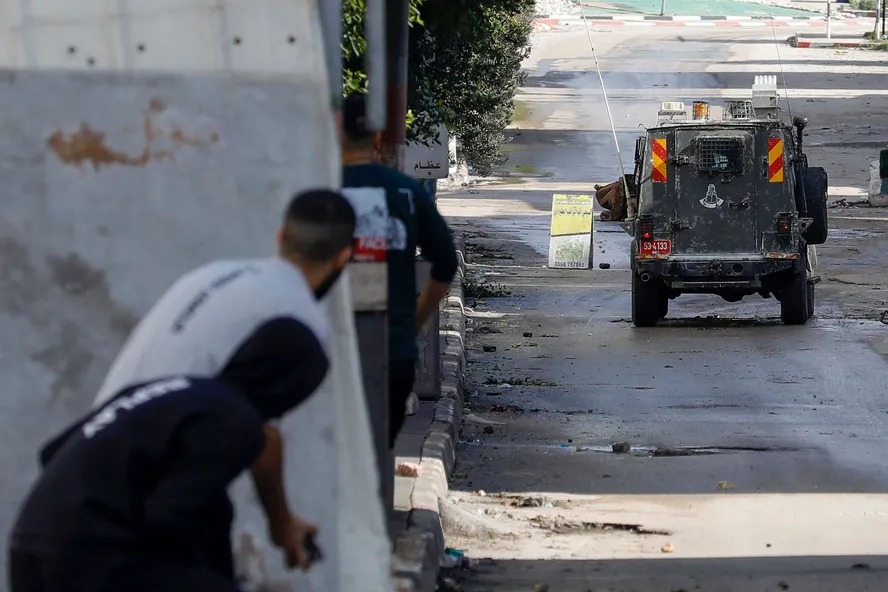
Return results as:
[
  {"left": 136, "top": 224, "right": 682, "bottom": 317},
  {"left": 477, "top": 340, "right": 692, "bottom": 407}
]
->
[
  {"left": 632, "top": 272, "right": 661, "bottom": 327},
  {"left": 803, "top": 167, "right": 829, "bottom": 245},
  {"left": 658, "top": 296, "right": 669, "bottom": 319},
  {"left": 780, "top": 267, "right": 809, "bottom": 326}
]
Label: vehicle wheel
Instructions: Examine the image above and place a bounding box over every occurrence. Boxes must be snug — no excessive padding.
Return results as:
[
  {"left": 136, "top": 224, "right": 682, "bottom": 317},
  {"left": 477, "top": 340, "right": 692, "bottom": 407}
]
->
[
  {"left": 806, "top": 280, "right": 815, "bottom": 319},
  {"left": 658, "top": 296, "right": 669, "bottom": 319},
  {"left": 803, "top": 167, "right": 829, "bottom": 245},
  {"left": 780, "top": 268, "right": 809, "bottom": 325},
  {"left": 632, "top": 272, "right": 661, "bottom": 327}
]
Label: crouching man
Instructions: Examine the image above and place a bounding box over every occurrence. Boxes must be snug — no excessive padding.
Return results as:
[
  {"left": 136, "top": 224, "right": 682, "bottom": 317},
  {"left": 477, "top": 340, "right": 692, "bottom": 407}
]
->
[{"left": 7, "top": 189, "right": 356, "bottom": 592}]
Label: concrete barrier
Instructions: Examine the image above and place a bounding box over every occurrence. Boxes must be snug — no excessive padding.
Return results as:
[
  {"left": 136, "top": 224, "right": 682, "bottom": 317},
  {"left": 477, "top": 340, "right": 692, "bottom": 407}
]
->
[{"left": 0, "top": 1, "right": 392, "bottom": 590}]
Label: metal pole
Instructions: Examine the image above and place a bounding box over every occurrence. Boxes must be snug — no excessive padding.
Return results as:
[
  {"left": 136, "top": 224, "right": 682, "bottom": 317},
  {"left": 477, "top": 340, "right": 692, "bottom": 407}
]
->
[
  {"left": 826, "top": 1, "right": 831, "bottom": 40},
  {"left": 383, "top": 0, "right": 410, "bottom": 171},
  {"left": 882, "top": 0, "right": 888, "bottom": 39},
  {"left": 317, "top": 0, "right": 343, "bottom": 107},
  {"left": 577, "top": 6, "right": 633, "bottom": 216},
  {"left": 660, "top": 0, "right": 666, "bottom": 16},
  {"left": 365, "top": 0, "right": 387, "bottom": 131}
]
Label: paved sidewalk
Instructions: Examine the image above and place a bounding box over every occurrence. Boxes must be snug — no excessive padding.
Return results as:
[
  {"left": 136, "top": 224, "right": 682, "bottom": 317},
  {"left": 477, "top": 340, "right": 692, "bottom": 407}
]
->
[
  {"left": 533, "top": 16, "right": 872, "bottom": 31},
  {"left": 390, "top": 242, "right": 467, "bottom": 592},
  {"left": 576, "top": 0, "right": 826, "bottom": 17}
]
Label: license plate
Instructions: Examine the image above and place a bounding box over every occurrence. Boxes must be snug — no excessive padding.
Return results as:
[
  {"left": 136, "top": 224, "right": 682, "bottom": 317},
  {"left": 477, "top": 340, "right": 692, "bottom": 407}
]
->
[{"left": 640, "top": 239, "right": 671, "bottom": 257}]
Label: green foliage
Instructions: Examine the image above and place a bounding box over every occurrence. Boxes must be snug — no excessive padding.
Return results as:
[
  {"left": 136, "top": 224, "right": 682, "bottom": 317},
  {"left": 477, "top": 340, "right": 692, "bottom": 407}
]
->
[
  {"left": 342, "top": 0, "right": 425, "bottom": 95},
  {"left": 851, "top": 0, "right": 879, "bottom": 10},
  {"left": 342, "top": 0, "right": 535, "bottom": 176}
]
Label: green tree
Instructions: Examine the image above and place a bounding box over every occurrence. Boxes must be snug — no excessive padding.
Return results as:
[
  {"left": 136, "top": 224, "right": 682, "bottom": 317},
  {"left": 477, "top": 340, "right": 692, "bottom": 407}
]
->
[{"left": 342, "top": 0, "right": 534, "bottom": 176}]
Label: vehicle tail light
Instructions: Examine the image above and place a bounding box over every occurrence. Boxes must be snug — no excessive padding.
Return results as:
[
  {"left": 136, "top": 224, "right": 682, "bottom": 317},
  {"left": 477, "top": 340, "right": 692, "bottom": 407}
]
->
[
  {"left": 776, "top": 214, "right": 793, "bottom": 236},
  {"left": 639, "top": 217, "right": 654, "bottom": 240}
]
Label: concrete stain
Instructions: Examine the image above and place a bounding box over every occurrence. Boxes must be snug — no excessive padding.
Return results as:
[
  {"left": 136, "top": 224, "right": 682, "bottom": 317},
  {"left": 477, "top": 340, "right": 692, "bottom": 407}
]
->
[
  {"left": 45, "top": 253, "right": 138, "bottom": 334},
  {"left": 47, "top": 98, "right": 219, "bottom": 170},
  {"left": 47, "top": 253, "right": 105, "bottom": 296},
  {"left": 30, "top": 322, "right": 95, "bottom": 402},
  {"left": 0, "top": 236, "right": 43, "bottom": 318}
]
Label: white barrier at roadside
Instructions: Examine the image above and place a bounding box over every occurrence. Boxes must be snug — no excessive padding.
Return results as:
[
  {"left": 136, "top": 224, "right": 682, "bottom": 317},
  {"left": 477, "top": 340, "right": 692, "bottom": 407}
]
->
[{"left": 0, "top": 1, "right": 392, "bottom": 590}]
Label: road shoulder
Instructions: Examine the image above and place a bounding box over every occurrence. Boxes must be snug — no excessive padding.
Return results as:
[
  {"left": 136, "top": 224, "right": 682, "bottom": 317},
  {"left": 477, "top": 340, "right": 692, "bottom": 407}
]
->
[{"left": 392, "top": 238, "right": 467, "bottom": 592}]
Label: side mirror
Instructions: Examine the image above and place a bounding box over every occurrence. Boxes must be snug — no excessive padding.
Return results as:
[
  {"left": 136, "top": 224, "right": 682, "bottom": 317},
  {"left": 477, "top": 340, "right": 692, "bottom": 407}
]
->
[{"left": 792, "top": 115, "right": 809, "bottom": 152}]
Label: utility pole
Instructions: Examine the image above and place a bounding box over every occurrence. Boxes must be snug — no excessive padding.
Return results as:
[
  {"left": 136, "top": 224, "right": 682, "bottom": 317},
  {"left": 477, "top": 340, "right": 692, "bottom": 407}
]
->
[
  {"left": 365, "top": 0, "right": 387, "bottom": 131},
  {"left": 382, "top": 0, "right": 410, "bottom": 171},
  {"left": 882, "top": 0, "right": 888, "bottom": 39},
  {"left": 317, "top": 0, "right": 343, "bottom": 107},
  {"left": 660, "top": 0, "right": 666, "bottom": 16},
  {"left": 826, "top": 0, "right": 831, "bottom": 40}
]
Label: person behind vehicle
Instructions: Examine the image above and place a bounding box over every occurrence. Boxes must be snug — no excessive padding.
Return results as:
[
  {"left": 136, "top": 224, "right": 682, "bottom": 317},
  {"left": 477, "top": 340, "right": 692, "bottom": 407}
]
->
[
  {"left": 340, "top": 93, "right": 458, "bottom": 448},
  {"left": 8, "top": 189, "right": 356, "bottom": 592}
]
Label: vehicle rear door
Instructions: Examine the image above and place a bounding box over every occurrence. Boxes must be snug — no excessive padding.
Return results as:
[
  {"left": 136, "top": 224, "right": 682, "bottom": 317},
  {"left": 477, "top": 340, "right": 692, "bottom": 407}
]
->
[{"left": 671, "top": 129, "right": 758, "bottom": 255}]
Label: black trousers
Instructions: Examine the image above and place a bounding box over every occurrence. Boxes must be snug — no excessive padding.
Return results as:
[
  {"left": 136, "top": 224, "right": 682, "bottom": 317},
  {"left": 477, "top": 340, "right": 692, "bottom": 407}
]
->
[
  {"left": 8, "top": 549, "right": 240, "bottom": 592},
  {"left": 388, "top": 358, "right": 417, "bottom": 449}
]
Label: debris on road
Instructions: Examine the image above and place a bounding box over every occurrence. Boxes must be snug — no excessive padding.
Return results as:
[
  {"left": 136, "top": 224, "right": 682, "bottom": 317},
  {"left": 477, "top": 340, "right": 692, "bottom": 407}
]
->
[
  {"left": 717, "top": 481, "right": 737, "bottom": 491},
  {"left": 482, "top": 345, "right": 497, "bottom": 352},
  {"left": 661, "top": 543, "right": 675, "bottom": 554},
  {"left": 396, "top": 462, "right": 422, "bottom": 478},
  {"left": 852, "top": 563, "right": 871, "bottom": 570},
  {"left": 529, "top": 516, "right": 670, "bottom": 536},
  {"left": 464, "top": 414, "right": 505, "bottom": 427},
  {"left": 612, "top": 442, "right": 632, "bottom": 453},
  {"left": 440, "top": 548, "right": 475, "bottom": 570},
  {"left": 599, "top": 262, "right": 611, "bottom": 269},
  {"left": 510, "top": 496, "right": 548, "bottom": 508},
  {"left": 483, "top": 426, "right": 495, "bottom": 434},
  {"left": 523, "top": 331, "right": 533, "bottom": 337}
]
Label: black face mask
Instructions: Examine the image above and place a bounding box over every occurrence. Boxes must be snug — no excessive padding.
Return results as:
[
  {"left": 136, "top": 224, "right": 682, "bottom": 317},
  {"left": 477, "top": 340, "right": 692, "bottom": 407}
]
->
[{"left": 314, "top": 266, "right": 345, "bottom": 300}]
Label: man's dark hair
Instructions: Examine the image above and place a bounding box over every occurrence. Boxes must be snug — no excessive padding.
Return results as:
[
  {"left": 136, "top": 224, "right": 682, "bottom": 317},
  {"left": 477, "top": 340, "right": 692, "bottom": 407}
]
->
[
  {"left": 281, "top": 189, "right": 356, "bottom": 261},
  {"left": 342, "top": 93, "right": 376, "bottom": 147}
]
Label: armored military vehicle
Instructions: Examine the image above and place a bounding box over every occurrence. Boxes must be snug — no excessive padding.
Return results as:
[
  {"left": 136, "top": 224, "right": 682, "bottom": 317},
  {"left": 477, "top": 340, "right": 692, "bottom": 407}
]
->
[{"left": 623, "top": 76, "right": 828, "bottom": 327}]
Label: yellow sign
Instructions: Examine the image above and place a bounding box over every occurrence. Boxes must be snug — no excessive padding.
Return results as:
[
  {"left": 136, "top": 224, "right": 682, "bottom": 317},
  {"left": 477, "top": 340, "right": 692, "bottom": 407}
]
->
[
  {"left": 550, "top": 194, "right": 593, "bottom": 237},
  {"left": 548, "top": 194, "right": 593, "bottom": 269}
]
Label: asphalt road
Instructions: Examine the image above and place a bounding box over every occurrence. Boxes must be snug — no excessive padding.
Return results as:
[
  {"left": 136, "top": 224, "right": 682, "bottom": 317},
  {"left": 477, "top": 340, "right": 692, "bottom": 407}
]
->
[{"left": 437, "top": 25, "right": 888, "bottom": 592}]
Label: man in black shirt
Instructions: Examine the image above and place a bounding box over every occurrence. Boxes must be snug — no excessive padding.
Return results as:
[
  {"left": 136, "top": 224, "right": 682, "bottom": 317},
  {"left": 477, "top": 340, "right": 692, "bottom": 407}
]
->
[
  {"left": 8, "top": 189, "right": 356, "bottom": 592},
  {"left": 341, "top": 94, "right": 458, "bottom": 448}
]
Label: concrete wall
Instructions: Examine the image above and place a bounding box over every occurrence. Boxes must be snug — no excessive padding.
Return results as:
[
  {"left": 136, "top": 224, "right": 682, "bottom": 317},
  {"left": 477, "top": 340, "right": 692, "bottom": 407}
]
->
[{"left": 0, "top": 1, "right": 392, "bottom": 590}]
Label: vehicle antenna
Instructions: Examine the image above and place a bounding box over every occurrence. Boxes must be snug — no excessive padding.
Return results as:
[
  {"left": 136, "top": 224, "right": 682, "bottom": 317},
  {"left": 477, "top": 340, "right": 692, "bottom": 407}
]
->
[
  {"left": 576, "top": 2, "right": 633, "bottom": 217},
  {"left": 768, "top": 9, "right": 794, "bottom": 122}
]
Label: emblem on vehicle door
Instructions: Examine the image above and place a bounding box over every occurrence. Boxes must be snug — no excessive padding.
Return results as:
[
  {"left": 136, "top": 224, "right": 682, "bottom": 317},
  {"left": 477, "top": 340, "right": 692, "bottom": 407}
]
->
[{"left": 700, "top": 184, "right": 724, "bottom": 209}]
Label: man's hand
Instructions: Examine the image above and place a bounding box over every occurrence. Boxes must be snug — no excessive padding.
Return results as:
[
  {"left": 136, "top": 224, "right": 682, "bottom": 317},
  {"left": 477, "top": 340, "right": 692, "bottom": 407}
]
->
[
  {"left": 416, "top": 279, "right": 451, "bottom": 329},
  {"left": 269, "top": 514, "right": 320, "bottom": 570}
]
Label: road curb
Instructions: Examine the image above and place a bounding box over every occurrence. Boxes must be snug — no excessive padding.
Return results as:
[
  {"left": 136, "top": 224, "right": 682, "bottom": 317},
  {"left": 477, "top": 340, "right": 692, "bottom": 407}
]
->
[
  {"left": 789, "top": 36, "right": 870, "bottom": 48},
  {"left": 393, "top": 236, "right": 467, "bottom": 592}
]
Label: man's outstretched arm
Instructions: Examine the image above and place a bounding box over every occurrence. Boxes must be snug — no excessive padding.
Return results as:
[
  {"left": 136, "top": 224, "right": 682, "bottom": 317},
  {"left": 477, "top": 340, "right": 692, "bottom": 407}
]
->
[
  {"left": 251, "top": 424, "right": 318, "bottom": 570},
  {"left": 221, "top": 317, "right": 331, "bottom": 570}
]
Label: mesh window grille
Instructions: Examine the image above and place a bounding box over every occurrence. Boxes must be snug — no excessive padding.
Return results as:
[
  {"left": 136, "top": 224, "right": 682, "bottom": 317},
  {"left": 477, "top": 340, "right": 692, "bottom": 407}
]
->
[{"left": 696, "top": 137, "right": 744, "bottom": 174}]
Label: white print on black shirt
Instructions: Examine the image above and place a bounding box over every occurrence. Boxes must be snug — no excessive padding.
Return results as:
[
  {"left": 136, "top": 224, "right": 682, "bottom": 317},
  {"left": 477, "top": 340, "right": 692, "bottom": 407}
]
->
[
  {"left": 171, "top": 266, "right": 260, "bottom": 333},
  {"left": 342, "top": 187, "right": 408, "bottom": 252},
  {"left": 83, "top": 378, "right": 191, "bottom": 439},
  {"left": 399, "top": 188, "right": 415, "bottom": 215}
]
